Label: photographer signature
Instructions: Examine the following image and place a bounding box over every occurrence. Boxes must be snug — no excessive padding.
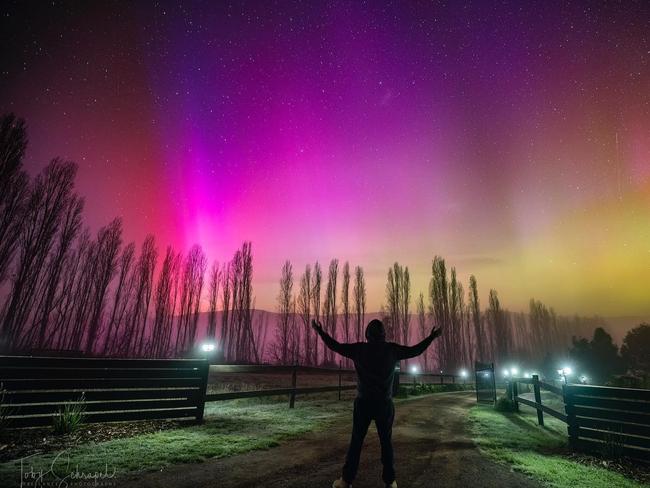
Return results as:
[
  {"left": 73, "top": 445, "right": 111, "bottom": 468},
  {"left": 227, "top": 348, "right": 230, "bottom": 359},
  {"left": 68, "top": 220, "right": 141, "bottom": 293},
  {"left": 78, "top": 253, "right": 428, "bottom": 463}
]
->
[{"left": 19, "top": 450, "right": 116, "bottom": 488}]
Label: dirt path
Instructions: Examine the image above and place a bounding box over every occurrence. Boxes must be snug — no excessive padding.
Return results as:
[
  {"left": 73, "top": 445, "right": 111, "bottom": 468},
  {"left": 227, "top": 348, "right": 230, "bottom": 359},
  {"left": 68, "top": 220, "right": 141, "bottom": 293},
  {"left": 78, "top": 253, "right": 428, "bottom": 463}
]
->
[{"left": 119, "top": 392, "right": 540, "bottom": 488}]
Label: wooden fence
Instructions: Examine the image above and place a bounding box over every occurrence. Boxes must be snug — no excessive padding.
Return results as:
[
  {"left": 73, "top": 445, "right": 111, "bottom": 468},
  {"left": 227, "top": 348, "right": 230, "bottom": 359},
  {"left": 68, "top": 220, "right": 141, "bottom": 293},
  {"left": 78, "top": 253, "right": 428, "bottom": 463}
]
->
[
  {"left": 204, "top": 364, "right": 462, "bottom": 407},
  {"left": 204, "top": 364, "right": 357, "bottom": 407},
  {"left": 0, "top": 355, "right": 209, "bottom": 428},
  {"left": 564, "top": 384, "right": 650, "bottom": 460},
  {"left": 1, "top": 356, "right": 465, "bottom": 429},
  {"left": 509, "top": 376, "right": 650, "bottom": 460}
]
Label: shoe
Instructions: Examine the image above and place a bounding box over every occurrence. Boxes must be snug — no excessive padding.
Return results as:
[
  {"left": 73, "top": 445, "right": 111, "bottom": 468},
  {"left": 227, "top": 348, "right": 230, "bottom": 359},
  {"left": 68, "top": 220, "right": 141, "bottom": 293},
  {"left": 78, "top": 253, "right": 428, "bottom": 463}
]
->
[
  {"left": 385, "top": 481, "right": 397, "bottom": 488},
  {"left": 332, "top": 478, "right": 351, "bottom": 488}
]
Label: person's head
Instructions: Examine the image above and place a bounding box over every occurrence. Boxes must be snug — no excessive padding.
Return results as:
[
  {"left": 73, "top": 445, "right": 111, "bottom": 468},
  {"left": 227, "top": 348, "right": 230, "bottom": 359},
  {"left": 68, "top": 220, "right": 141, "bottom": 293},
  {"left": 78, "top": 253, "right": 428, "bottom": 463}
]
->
[{"left": 365, "top": 319, "right": 386, "bottom": 342}]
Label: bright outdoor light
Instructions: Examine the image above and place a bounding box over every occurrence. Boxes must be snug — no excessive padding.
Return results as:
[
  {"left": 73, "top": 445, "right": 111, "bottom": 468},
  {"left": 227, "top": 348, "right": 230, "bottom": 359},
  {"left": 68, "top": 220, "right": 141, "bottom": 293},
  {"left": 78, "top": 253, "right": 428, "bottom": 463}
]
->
[
  {"left": 200, "top": 342, "right": 216, "bottom": 353},
  {"left": 410, "top": 365, "right": 419, "bottom": 374},
  {"left": 524, "top": 371, "right": 531, "bottom": 378},
  {"left": 460, "top": 369, "right": 468, "bottom": 378},
  {"left": 510, "top": 367, "right": 518, "bottom": 376},
  {"left": 483, "top": 372, "right": 490, "bottom": 378},
  {"left": 561, "top": 366, "right": 572, "bottom": 375},
  {"left": 579, "top": 375, "right": 588, "bottom": 384},
  {"left": 502, "top": 369, "right": 510, "bottom": 377}
]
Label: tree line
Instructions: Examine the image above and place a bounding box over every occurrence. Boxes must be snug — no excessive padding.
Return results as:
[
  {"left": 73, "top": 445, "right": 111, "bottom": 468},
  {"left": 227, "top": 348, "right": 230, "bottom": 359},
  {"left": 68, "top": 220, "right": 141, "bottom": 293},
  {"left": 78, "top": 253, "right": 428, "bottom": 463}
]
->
[
  {"left": 0, "top": 113, "right": 609, "bottom": 368},
  {"left": 0, "top": 113, "right": 261, "bottom": 360},
  {"left": 273, "top": 256, "right": 603, "bottom": 372}
]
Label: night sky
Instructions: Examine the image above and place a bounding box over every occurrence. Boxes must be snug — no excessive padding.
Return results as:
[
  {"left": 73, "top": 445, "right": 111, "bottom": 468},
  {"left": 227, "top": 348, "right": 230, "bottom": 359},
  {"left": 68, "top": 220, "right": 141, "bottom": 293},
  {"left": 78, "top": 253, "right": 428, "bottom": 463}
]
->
[{"left": 1, "top": 1, "right": 649, "bottom": 316}]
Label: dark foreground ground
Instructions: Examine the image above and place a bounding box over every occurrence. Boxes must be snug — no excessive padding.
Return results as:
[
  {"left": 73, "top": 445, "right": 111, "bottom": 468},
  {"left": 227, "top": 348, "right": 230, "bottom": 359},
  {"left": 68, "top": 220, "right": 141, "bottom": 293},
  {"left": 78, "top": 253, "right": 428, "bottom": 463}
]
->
[{"left": 119, "top": 392, "right": 540, "bottom": 488}]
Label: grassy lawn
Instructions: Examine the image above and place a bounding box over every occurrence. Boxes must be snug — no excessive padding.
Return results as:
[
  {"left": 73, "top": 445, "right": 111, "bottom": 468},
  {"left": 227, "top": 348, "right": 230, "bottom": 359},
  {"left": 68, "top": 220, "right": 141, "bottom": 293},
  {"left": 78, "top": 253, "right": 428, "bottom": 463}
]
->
[
  {"left": 0, "top": 396, "right": 352, "bottom": 488},
  {"left": 469, "top": 404, "right": 644, "bottom": 488}
]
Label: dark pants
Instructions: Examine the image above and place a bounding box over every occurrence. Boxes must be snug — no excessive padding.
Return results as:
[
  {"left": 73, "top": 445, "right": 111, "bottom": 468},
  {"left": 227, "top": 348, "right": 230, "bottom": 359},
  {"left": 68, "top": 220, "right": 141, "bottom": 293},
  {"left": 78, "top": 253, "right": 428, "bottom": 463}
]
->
[{"left": 342, "top": 396, "right": 395, "bottom": 484}]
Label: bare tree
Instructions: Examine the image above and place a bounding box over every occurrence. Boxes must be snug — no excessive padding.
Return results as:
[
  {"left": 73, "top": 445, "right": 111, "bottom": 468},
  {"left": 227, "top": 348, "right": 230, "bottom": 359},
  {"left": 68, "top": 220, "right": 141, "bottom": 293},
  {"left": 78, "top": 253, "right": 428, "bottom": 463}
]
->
[
  {"left": 297, "top": 264, "right": 312, "bottom": 365},
  {"left": 488, "top": 289, "right": 509, "bottom": 363},
  {"left": 353, "top": 266, "right": 366, "bottom": 342},
  {"left": 207, "top": 261, "right": 220, "bottom": 340},
  {"left": 123, "top": 235, "right": 157, "bottom": 356},
  {"left": 311, "top": 261, "right": 322, "bottom": 365},
  {"left": 468, "top": 275, "right": 483, "bottom": 362},
  {"left": 340, "top": 262, "right": 352, "bottom": 367},
  {"left": 386, "top": 263, "right": 411, "bottom": 364},
  {"left": 151, "top": 246, "right": 181, "bottom": 357},
  {"left": 1, "top": 160, "right": 78, "bottom": 351},
  {"left": 275, "top": 260, "right": 293, "bottom": 364},
  {"left": 27, "top": 193, "right": 84, "bottom": 349},
  {"left": 322, "top": 259, "right": 338, "bottom": 365},
  {"left": 429, "top": 256, "right": 450, "bottom": 372},
  {"left": 174, "top": 245, "right": 206, "bottom": 356},
  {"left": 83, "top": 219, "right": 123, "bottom": 354},
  {"left": 102, "top": 242, "right": 136, "bottom": 355},
  {"left": 0, "top": 114, "right": 29, "bottom": 286},
  {"left": 220, "top": 262, "right": 231, "bottom": 361},
  {"left": 227, "top": 242, "right": 258, "bottom": 363},
  {"left": 416, "top": 292, "right": 429, "bottom": 371}
]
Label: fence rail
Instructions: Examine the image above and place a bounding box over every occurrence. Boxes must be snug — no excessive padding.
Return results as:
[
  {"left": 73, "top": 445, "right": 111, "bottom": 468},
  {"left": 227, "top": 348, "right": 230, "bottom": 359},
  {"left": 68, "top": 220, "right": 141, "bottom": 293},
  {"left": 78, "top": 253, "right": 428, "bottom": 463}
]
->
[
  {"left": 564, "top": 383, "right": 650, "bottom": 460},
  {"left": 0, "top": 355, "right": 209, "bottom": 428},
  {"left": 206, "top": 364, "right": 463, "bottom": 407},
  {"left": 508, "top": 375, "right": 650, "bottom": 460},
  {"left": 1, "top": 356, "right": 463, "bottom": 428}
]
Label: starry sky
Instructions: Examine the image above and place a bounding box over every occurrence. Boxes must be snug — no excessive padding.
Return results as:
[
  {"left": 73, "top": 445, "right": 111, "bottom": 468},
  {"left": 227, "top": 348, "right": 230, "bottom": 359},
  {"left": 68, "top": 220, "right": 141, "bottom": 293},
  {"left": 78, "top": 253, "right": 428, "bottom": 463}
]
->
[{"left": 1, "top": 1, "right": 649, "bottom": 316}]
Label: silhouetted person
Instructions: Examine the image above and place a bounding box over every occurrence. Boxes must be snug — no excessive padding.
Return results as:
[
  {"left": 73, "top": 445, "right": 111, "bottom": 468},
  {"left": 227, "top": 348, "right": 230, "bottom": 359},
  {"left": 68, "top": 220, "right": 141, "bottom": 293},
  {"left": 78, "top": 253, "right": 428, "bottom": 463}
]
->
[{"left": 312, "top": 318, "right": 441, "bottom": 488}]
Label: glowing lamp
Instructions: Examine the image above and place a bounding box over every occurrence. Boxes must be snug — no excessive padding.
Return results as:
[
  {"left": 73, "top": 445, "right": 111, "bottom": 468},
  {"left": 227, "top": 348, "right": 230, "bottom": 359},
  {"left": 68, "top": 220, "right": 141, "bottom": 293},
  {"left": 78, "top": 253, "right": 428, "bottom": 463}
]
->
[
  {"left": 460, "top": 369, "right": 468, "bottom": 378},
  {"left": 410, "top": 365, "right": 420, "bottom": 374},
  {"left": 510, "top": 367, "right": 518, "bottom": 376},
  {"left": 201, "top": 342, "right": 216, "bottom": 353}
]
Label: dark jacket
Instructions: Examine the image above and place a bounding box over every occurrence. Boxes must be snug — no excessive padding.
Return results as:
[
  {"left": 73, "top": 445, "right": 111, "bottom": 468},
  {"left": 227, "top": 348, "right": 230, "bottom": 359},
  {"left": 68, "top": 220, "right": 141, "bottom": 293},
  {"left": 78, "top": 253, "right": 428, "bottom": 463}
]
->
[{"left": 315, "top": 326, "right": 435, "bottom": 400}]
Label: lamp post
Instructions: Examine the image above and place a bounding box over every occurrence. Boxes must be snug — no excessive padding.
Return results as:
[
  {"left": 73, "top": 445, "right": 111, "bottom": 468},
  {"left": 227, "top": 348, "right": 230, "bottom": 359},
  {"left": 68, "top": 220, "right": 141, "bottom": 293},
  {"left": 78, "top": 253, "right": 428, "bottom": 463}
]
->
[
  {"left": 199, "top": 341, "right": 218, "bottom": 362},
  {"left": 410, "top": 364, "right": 419, "bottom": 387},
  {"left": 557, "top": 366, "right": 572, "bottom": 384}
]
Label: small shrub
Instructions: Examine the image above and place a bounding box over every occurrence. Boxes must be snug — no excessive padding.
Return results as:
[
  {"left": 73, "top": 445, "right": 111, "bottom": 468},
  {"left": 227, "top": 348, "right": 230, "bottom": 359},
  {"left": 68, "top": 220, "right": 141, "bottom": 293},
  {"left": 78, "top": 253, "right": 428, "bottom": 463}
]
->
[
  {"left": 52, "top": 393, "right": 86, "bottom": 434},
  {"left": 494, "top": 395, "right": 516, "bottom": 412}
]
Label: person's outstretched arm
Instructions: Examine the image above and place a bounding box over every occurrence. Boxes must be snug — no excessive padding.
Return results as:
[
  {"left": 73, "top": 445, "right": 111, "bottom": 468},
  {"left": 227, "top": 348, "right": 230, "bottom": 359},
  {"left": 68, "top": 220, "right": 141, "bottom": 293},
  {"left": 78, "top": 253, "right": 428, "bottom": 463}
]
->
[
  {"left": 393, "top": 327, "right": 442, "bottom": 360},
  {"left": 311, "top": 319, "right": 358, "bottom": 360}
]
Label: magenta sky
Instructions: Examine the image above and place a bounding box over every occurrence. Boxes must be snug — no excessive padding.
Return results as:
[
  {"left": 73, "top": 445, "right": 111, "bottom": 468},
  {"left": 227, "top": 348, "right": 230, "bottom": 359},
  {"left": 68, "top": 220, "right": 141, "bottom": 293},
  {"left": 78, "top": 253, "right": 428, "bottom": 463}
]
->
[{"left": 1, "top": 1, "right": 649, "bottom": 315}]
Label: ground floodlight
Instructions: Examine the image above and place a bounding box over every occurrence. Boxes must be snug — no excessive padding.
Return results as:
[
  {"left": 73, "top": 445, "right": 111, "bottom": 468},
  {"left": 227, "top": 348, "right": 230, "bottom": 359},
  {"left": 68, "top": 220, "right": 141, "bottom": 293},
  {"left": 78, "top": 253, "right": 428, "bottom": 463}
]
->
[
  {"left": 460, "top": 369, "right": 468, "bottom": 378},
  {"left": 410, "top": 365, "right": 420, "bottom": 374},
  {"left": 502, "top": 369, "right": 509, "bottom": 377},
  {"left": 510, "top": 367, "right": 518, "bottom": 376},
  {"left": 579, "top": 375, "right": 588, "bottom": 384},
  {"left": 201, "top": 341, "right": 216, "bottom": 353},
  {"left": 561, "top": 366, "right": 572, "bottom": 376}
]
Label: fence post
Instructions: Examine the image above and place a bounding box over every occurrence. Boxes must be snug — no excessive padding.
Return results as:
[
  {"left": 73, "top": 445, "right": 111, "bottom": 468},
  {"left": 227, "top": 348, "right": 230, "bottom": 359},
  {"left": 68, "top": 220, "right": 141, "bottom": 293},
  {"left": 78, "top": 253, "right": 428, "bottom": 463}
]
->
[
  {"left": 512, "top": 380, "right": 519, "bottom": 412},
  {"left": 338, "top": 361, "right": 342, "bottom": 400},
  {"left": 289, "top": 365, "right": 297, "bottom": 408},
  {"left": 196, "top": 359, "right": 210, "bottom": 422},
  {"left": 452, "top": 374, "right": 456, "bottom": 384},
  {"left": 563, "top": 384, "right": 578, "bottom": 448},
  {"left": 532, "top": 374, "right": 544, "bottom": 426}
]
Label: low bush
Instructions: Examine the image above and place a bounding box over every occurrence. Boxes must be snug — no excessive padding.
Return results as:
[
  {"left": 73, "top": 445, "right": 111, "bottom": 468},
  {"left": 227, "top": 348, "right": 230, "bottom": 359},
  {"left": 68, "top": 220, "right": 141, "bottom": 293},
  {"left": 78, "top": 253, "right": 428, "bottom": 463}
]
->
[
  {"left": 494, "top": 395, "right": 516, "bottom": 412},
  {"left": 52, "top": 393, "right": 86, "bottom": 434}
]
